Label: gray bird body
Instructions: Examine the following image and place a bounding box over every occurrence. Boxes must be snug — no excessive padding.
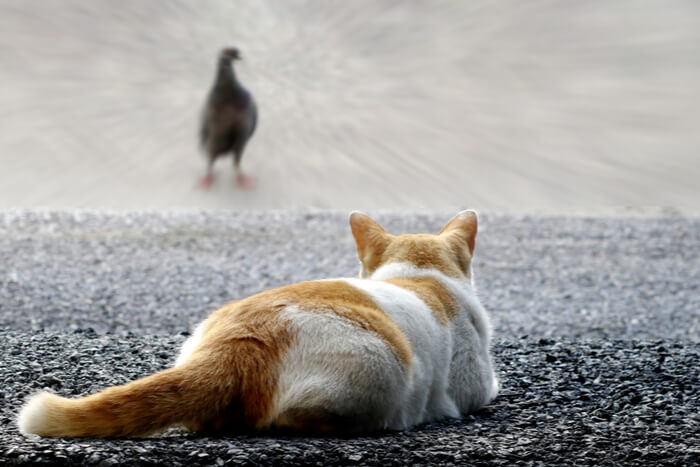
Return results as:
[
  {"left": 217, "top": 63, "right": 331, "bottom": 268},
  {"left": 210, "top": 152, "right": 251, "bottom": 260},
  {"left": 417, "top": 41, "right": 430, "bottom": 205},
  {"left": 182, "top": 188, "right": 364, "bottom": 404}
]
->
[{"left": 199, "top": 48, "right": 257, "bottom": 183}]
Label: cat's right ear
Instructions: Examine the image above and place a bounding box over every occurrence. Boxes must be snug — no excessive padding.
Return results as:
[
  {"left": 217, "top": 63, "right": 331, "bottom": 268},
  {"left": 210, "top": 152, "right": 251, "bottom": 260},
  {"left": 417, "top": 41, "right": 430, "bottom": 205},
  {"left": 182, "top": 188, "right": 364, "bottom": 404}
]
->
[
  {"left": 349, "top": 211, "right": 389, "bottom": 264},
  {"left": 438, "top": 210, "right": 478, "bottom": 256}
]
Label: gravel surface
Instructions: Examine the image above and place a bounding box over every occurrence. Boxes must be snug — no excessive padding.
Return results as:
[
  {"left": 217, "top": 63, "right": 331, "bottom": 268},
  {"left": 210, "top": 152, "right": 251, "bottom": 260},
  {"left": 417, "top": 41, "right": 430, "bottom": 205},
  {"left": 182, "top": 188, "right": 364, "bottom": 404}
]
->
[
  {"left": 1, "top": 210, "right": 698, "bottom": 340},
  {"left": 1, "top": 210, "right": 699, "bottom": 465},
  {"left": 1, "top": 332, "right": 697, "bottom": 466}
]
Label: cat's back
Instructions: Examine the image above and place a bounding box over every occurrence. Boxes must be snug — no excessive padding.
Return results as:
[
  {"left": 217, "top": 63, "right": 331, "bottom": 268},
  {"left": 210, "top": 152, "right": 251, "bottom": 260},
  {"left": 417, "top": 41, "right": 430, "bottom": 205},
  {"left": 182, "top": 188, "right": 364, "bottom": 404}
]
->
[{"left": 210, "top": 276, "right": 456, "bottom": 356}]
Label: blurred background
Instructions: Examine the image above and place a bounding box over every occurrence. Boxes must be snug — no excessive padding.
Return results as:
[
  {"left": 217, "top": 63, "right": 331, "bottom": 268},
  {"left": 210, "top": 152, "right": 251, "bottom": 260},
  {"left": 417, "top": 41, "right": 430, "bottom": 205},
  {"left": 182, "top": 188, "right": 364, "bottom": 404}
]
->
[{"left": 1, "top": 0, "right": 698, "bottom": 214}]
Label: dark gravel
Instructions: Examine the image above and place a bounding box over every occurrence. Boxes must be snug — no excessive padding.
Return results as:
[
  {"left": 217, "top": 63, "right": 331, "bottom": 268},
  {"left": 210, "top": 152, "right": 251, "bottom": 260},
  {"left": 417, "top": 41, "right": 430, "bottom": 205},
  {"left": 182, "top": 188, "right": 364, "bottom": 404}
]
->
[
  {"left": 1, "top": 331, "right": 697, "bottom": 466},
  {"left": 1, "top": 210, "right": 699, "bottom": 465}
]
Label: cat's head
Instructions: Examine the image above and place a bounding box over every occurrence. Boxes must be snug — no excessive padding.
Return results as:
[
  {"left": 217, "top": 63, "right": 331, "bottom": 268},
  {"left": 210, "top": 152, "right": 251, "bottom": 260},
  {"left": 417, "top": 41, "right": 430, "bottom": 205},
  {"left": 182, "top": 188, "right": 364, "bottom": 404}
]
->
[{"left": 349, "top": 211, "right": 478, "bottom": 279}]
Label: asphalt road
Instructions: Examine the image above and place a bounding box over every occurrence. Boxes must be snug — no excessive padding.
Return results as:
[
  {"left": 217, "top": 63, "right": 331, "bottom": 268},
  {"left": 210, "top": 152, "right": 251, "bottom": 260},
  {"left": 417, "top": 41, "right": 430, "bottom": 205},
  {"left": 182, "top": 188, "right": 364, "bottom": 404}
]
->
[{"left": 1, "top": 210, "right": 699, "bottom": 465}]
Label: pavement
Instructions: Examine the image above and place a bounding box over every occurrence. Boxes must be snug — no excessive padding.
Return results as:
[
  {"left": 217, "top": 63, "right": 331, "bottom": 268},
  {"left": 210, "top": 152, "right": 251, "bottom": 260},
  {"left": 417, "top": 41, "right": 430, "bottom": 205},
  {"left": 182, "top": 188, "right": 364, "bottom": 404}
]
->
[{"left": 1, "top": 1, "right": 699, "bottom": 213}]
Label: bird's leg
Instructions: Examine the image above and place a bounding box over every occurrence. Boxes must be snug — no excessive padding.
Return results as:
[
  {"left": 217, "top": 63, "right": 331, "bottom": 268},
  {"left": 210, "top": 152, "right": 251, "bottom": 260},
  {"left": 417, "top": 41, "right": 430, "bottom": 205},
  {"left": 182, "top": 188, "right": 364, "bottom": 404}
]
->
[
  {"left": 197, "top": 159, "right": 216, "bottom": 189},
  {"left": 233, "top": 152, "right": 256, "bottom": 190}
]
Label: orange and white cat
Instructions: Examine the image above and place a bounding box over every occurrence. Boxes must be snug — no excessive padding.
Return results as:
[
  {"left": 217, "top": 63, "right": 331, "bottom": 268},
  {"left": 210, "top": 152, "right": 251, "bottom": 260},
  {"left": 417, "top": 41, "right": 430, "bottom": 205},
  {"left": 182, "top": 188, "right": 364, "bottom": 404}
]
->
[{"left": 18, "top": 211, "right": 498, "bottom": 437}]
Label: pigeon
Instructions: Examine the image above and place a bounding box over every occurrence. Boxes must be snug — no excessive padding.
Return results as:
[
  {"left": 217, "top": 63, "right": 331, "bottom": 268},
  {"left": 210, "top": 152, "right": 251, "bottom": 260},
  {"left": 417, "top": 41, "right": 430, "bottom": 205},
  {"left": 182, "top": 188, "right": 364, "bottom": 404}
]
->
[{"left": 198, "top": 47, "right": 258, "bottom": 189}]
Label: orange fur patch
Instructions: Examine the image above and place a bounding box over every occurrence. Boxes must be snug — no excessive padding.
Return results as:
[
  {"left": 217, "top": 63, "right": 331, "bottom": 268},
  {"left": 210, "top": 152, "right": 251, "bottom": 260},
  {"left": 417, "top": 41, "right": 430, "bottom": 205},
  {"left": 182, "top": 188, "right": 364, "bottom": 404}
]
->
[
  {"left": 186, "top": 296, "right": 295, "bottom": 432},
  {"left": 25, "top": 299, "right": 295, "bottom": 437},
  {"left": 247, "top": 280, "right": 413, "bottom": 367},
  {"left": 385, "top": 276, "right": 458, "bottom": 324},
  {"left": 381, "top": 235, "right": 466, "bottom": 278}
]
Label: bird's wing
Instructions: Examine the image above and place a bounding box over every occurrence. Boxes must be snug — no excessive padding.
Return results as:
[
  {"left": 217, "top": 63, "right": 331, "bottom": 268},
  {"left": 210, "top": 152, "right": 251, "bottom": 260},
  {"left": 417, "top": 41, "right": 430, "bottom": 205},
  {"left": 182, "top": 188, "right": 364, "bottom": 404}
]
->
[
  {"left": 248, "top": 100, "right": 258, "bottom": 138},
  {"left": 199, "top": 107, "right": 211, "bottom": 147}
]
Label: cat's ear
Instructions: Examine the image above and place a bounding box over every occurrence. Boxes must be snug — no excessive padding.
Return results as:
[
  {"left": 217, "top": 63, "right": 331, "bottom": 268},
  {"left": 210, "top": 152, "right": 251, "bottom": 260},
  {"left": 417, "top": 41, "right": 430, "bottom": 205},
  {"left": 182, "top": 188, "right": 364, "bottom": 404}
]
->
[
  {"left": 438, "top": 210, "right": 478, "bottom": 255},
  {"left": 349, "top": 211, "right": 389, "bottom": 263}
]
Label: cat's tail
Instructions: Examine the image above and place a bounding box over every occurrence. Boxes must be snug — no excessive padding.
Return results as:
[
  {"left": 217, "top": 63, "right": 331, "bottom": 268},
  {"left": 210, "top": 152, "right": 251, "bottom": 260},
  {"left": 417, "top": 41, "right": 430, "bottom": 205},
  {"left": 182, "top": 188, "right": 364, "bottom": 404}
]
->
[{"left": 17, "top": 342, "right": 275, "bottom": 437}]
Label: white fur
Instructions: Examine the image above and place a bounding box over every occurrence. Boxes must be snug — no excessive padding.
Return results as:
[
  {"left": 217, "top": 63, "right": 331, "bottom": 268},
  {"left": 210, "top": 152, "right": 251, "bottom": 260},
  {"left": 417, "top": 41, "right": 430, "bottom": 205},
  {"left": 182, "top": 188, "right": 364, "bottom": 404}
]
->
[
  {"left": 18, "top": 391, "right": 54, "bottom": 435},
  {"left": 268, "top": 307, "right": 410, "bottom": 431},
  {"left": 261, "top": 263, "right": 497, "bottom": 430},
  {"left": 371, "top": 262, "right": 499, "bottom": 410},
  {"left": 343, "top": 278, "right": 460, "bottom": 425},
  {"left": 175, "top": 321, "right": 205, "bottom": 366}
]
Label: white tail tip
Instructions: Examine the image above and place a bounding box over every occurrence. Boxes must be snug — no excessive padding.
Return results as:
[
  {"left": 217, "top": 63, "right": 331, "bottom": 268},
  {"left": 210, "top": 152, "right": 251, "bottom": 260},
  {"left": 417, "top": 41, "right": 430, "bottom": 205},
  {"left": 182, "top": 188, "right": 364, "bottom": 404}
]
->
[{"left": 18, "top": 391, "right": 57, "bottom": 436}]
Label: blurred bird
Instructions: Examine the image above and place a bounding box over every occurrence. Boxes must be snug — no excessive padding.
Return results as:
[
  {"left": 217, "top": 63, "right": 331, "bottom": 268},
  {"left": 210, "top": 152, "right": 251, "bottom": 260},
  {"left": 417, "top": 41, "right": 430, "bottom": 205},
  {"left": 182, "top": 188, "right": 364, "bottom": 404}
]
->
[{"left": 198, "top": 47, "right": 258, "bottom": 189}]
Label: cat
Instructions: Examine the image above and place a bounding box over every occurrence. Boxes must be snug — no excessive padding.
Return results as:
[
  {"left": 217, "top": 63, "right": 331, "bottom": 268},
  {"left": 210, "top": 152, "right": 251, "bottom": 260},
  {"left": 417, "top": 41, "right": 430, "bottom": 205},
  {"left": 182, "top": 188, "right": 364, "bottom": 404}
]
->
[{"left": 17, "top": 210, "right": 498, "bottom": 437}]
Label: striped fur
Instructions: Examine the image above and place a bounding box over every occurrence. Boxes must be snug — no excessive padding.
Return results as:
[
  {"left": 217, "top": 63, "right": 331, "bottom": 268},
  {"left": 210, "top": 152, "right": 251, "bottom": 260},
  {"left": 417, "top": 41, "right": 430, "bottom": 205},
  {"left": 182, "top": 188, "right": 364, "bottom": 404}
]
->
[{"left": 17, "top": 210, "right": 498, "bottom": 437}]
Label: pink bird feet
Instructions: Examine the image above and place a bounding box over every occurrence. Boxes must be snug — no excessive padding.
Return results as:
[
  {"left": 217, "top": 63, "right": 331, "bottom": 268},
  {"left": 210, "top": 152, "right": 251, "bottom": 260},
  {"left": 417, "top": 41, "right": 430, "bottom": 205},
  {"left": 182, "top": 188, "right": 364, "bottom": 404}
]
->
[
  {"left": 197, "top": 173, "right": 215, "bottom": 189},
  {"left": 197, "top": 172, "right": 256, "bottom": 190},
  {"left": 235, "top": 172, "right": 256, "bottom": 190}
]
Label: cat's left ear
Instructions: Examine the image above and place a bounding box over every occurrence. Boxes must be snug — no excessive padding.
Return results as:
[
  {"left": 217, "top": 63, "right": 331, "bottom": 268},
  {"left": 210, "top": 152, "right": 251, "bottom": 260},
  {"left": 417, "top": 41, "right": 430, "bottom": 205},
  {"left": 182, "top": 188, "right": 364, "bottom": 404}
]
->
[
  {"left": 349, "top": 211, "right": 389, "bottom": 263},
  {"left": 438, "top": 210, "right": 478, "bottom": 255}
]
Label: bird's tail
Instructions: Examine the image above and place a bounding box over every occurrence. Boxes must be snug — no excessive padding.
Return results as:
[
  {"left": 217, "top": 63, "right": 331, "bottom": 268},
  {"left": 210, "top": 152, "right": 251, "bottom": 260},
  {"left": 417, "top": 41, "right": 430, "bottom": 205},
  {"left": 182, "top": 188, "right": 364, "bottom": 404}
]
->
[{"left": 17, "top": 341, "right": 275, "bottom": 437}]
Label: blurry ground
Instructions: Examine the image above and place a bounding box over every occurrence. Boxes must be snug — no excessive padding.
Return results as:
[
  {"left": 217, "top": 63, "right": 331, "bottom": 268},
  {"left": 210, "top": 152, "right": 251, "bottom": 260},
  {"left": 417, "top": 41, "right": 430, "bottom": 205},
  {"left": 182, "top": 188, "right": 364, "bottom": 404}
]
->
[{"left": 1, "top": 1, "right": 699, "bottom": 214}]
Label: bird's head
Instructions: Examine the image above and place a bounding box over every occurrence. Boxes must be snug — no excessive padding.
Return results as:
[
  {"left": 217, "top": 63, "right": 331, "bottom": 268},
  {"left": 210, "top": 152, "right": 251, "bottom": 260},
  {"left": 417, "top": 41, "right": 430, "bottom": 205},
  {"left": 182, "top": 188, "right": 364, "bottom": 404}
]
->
[{"left": 219, "top": 47, "right": 242, "bottom": 63}]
